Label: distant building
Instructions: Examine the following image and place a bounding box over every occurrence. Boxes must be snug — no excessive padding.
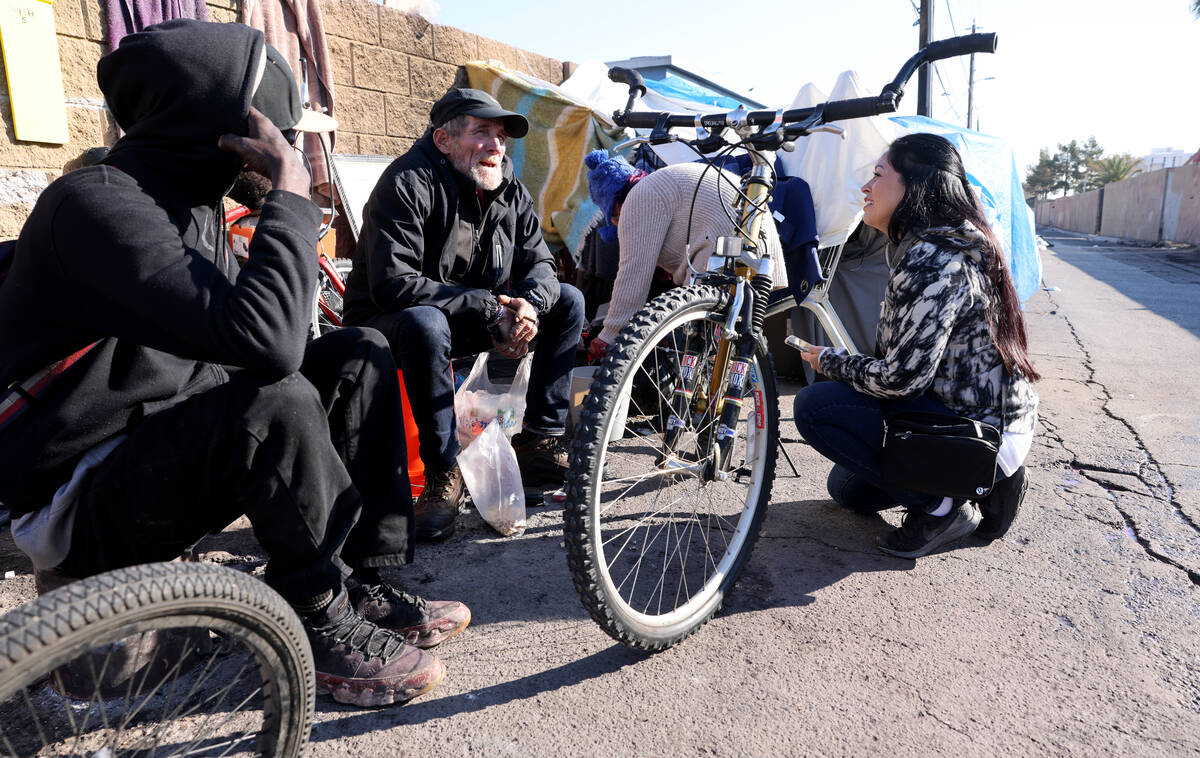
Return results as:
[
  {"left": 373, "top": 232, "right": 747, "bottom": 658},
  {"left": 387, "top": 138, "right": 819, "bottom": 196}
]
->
[
  {"left": 1137, "top": 147, "right": 1192, "bottom": 173},
  {"left": 603, "top": 55, "right": 765, "bottom": 110}
]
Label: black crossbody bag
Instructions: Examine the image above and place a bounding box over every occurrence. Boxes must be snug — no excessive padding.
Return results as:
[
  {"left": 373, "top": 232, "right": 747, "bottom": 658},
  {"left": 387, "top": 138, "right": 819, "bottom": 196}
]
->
[{"left": 881, "top": 383, "right": 1007, "bottom": 500}]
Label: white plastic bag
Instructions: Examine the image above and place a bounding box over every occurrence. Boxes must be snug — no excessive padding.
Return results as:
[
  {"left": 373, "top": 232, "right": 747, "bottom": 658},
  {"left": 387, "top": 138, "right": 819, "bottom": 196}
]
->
[
  {"left": 454, "top": 352, "right": 531, "bottom": 448},
  {"left": 457, "top": 422, "right": 526, "bottom": 536}
]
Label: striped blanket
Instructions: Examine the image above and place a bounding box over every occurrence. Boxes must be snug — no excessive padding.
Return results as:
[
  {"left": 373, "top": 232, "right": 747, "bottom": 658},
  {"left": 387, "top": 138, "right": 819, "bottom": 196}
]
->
[{"left": 465, "top": 62, "right": 620, "bottom": 261}]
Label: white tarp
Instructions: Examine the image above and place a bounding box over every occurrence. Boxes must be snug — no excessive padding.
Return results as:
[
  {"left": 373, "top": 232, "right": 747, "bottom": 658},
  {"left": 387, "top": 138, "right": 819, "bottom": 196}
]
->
[{"left": 777, "top": 71, "right": 901, "bottom": 248}]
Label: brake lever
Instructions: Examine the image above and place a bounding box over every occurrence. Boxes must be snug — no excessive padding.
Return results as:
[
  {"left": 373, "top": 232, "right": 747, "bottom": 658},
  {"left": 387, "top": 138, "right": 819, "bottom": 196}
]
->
[{"left": 613, "top": 134, "right": 679, "bottom": 153}]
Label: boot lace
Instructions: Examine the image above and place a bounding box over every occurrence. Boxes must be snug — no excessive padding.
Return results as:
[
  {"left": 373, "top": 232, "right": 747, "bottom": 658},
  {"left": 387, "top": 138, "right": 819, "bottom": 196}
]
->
[{"left": 312, "top": 601, "right": 406, "bottom": 660}]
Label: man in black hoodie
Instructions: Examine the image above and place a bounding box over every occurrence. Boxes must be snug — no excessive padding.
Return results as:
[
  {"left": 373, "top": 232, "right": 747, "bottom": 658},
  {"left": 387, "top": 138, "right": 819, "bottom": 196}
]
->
[{"left": 0, "top": 20, "right": 467, "bottom": 707}]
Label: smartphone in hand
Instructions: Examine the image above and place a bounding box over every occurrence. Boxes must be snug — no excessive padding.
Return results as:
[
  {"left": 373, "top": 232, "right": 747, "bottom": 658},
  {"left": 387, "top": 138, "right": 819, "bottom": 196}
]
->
[{"left": 785, "top": 335, "right": 813, "bottom": 353}]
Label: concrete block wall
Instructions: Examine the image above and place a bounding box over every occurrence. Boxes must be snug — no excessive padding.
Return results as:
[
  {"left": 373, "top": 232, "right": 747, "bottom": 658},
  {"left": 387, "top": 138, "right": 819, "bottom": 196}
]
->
[
  {"left": 321, "top": 0, "right": 564, "bottom": 158},
  {"left": 0, "top": 0, "right": 565, "bottom": 238},
  {"left": 1035, "top": 164, "right": 1200, "bottom": 246},
  {"left": 1034, "top": 188, "right": 1102, "bottom": 234},
  {"left": 1162, "top": 163, "right": 1200, "bottom": 246},
  {"left": 1100, "top": 169, "right": 1170, "bottom": 242},
  {"left": 0, "top": 0, "right": 115, "bottom": 238}
]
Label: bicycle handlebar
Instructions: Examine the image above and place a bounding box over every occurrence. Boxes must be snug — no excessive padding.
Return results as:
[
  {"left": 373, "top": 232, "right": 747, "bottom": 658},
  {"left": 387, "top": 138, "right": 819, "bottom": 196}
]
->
[{"left": 611, "top": 32, "right": 998, "bottom": 134}]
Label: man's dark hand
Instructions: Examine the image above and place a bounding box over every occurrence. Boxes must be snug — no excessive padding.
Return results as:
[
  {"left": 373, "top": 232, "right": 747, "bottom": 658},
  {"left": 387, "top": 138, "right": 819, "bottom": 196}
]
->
[{"left": 218, "top": 108, "right": 310, "bottom": 197}]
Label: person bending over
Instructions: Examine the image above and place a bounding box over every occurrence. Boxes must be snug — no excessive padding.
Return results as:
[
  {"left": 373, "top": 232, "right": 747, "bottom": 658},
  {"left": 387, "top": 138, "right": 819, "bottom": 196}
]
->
[
  {"left": 582, "top": 150, "right": 784, "bottom": 362},
  {"left": 793, "top": 133, "right": 1039, "bottom": 559},
  {"left": 0, "top": 20, "right": 468, "bottom": 707},
  {"left": 343, "top": 89, "right": 585, "bottom": 541}
]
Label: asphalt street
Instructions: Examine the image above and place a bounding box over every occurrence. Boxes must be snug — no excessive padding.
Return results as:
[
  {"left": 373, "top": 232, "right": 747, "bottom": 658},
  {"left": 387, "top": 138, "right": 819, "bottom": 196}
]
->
[{"left": 1, "top": 228, "right": 1197, "bottom": 755}]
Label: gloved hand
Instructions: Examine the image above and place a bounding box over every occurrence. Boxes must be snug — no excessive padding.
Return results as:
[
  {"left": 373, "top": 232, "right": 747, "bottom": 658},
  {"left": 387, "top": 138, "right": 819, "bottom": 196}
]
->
[{"left": 587, "top": 337, "right": 610, "bottom": 364}]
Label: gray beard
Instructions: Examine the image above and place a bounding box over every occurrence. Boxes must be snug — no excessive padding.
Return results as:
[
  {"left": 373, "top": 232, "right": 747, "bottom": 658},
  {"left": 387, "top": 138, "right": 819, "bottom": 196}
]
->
[{"left": 452, "top": 154, "right": 503, "bottom": 191}]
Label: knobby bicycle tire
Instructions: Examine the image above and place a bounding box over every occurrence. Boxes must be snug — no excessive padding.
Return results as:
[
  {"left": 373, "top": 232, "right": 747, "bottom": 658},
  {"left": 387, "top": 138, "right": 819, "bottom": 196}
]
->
[
  {"left": 0, "top": 562, "right": 314, "bottom": 757},
  {"left": 564, "top": 285, "right": 779, "bottom": 650}
]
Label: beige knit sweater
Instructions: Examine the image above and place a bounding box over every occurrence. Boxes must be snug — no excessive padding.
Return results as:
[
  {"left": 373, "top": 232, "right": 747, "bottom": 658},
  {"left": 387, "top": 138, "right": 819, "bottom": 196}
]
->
[{"left": 600, "top": 161, "right": 785, "bottom": 344}]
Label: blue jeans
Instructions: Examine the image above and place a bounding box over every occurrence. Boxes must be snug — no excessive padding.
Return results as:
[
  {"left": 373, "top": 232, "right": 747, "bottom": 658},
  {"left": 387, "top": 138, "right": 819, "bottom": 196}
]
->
[
  {"left": 363, "top": 284, "right": 585, "bottom": 469},
  {"left": 793, "top": 380, "right": 955, "bottom": 513}
]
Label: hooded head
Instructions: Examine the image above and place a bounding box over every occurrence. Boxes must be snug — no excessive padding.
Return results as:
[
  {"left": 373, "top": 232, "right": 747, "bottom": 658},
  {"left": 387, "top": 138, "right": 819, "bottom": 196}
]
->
[
  {"left": 585, "top": 149, "right": 646, "bottom": 243},
  {"left": 97, "top": 20, "right": 330, "bottom": 207}
]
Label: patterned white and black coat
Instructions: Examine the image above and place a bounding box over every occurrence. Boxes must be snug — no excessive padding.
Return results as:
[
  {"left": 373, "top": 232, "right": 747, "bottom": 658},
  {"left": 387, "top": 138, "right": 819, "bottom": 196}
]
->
[{"left": 818, "top": 221, "right": 1038, "bottom": 434}]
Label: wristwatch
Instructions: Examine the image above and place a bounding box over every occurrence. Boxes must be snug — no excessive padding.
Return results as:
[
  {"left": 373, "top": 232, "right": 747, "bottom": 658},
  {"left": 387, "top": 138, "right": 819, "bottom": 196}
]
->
[{"left": 524, "top": 290, "right": 547, "bottom": 315}]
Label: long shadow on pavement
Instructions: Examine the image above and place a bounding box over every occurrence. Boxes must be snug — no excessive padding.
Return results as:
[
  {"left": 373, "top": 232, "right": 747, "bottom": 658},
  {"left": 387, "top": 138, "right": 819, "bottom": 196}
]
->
[{"left": 1042, "top": 230, "right": 1200, "bottom": 341}]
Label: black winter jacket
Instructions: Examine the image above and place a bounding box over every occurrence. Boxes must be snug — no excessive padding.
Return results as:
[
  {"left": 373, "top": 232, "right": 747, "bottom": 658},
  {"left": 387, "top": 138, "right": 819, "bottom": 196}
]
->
[
  {"left": 343, "top": 134, "right": 559, "bottom": 336},
  {"left": 0, "top": 20, "right": 321, "bottom": 515}
]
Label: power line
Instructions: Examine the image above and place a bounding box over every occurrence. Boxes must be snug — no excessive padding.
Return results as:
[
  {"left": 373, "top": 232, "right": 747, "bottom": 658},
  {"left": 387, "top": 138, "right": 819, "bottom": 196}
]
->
[
  {"left": 933, "top": 62, "right": 963, "bottom": 122},
  {"left": 941, "top": 0, "right": 971, "bottom": 99}
]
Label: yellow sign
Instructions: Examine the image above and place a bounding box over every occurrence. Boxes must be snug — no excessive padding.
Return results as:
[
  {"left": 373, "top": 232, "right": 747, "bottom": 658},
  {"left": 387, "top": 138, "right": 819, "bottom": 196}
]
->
[{"left": 0, "top": 0, "right": 68, "bottom": 144}]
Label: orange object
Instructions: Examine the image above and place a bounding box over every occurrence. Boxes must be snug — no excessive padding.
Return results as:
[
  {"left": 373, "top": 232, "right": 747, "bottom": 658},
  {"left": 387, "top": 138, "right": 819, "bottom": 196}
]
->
[{"left": 397, "top": 370, "right": 425, "bottom": 497}]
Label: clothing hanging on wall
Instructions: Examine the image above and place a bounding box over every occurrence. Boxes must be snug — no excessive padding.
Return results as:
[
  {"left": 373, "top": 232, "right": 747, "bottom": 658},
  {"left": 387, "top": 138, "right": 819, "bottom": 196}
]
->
[
  {"left": 241, "top": 0, "right": 336, "bottom": 190},
  {"left": 104, "top": 0, "right": 210, "bottom": 50}
]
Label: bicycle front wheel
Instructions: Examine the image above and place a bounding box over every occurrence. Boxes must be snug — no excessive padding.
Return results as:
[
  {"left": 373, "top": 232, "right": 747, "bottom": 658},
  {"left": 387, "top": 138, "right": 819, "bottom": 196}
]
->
[
  {"left": 565, "top": 285, "right": 779, "bottom": 650},
  {"left": 0, "top": 562, "right": 314, "bottom": 757}
]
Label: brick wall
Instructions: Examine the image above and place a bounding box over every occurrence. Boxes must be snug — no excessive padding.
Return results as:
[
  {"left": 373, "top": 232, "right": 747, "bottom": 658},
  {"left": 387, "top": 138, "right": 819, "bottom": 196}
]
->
[{"left": 0, "top": 0, "right": 565, "bottom": 238}]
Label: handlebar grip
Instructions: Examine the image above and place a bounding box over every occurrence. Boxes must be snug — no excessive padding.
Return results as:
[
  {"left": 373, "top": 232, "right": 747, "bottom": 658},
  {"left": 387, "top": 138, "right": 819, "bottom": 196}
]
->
[
  {"left": 921, "top": 32, "right": 997, "bottom": 63},
  {"left": 607, "top": 66, "right": 647, "bottom": 95},
  {"left": 819, "top": 94, "right": 898, "bottom": 123},
  {"left": 615, "top": 111, "right": 670, "bottom": 129}
]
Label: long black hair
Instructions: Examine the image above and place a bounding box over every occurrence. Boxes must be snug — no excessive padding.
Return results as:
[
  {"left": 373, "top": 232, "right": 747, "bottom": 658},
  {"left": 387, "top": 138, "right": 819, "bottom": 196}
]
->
[{"left": 885, "top": 133, "right": 1039, "bottom": 381}]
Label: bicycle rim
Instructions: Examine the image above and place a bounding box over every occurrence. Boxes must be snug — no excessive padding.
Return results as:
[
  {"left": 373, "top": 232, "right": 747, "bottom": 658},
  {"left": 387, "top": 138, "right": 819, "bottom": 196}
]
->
[
  {"left": 312, "top": 258, "right": 352, "bottom": 338},
  {"left": 0, "top": 563, "right": 313, "bottom": 758},
  {"left": 565, "top": 286, "right": 778, "bottom": 650}
]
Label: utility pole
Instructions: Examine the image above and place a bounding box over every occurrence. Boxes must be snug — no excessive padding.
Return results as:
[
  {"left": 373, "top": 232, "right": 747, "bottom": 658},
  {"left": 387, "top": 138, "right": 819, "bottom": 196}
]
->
[
  {"left": 966, "top": 21, "right": 976, "bottom": 130},
  {"left": 917, "top": 0, "right": 933, "bottom": 117}
]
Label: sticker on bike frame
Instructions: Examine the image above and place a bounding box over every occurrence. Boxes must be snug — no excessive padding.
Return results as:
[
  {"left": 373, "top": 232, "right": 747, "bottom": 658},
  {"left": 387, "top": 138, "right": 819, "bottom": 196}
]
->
[
  {"left": 753, "top": 389, "right": 765, "bottom": 429},
  {"left": 729, "top": 360, "right": 750, "bottom": 391},
  {"left": 680, "top": 354, "right": 698, "bottom": 382},
  {"left": 667, "top": 415, "right": 686, "bottom": 430},
  {"left": 718, "top": 424, "right": 736, "bottom": 439}
]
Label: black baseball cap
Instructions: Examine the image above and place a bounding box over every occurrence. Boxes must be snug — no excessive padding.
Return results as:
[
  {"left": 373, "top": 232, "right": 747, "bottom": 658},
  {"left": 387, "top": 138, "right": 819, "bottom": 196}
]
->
[
  {"left": 429, "top": 88, "right": 528, "bottom": 138},
  {"left": 251, "top": 44, "right": 338, "bottom": 135}
]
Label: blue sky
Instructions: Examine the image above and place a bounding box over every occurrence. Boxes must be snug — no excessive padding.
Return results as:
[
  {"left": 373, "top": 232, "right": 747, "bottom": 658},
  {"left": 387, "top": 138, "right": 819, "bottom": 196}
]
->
[{"left": 429, "top": 0, "right": 1199, "bottom": 173}]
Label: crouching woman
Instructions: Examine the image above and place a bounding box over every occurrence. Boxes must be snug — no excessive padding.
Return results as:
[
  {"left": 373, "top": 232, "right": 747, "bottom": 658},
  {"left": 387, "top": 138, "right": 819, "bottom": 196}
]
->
[{"left": 794, "top": 132, "right": 1039, "bottom": 558}]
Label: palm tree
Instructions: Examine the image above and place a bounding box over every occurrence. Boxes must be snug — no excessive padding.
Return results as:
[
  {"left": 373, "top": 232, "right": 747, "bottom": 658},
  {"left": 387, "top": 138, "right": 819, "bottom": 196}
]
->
[
  {"left": 1194, "top": 0, "right": 1199, "bottom": 17},
  {"left": 1091, "top": 153, "right": 1142, "bottom": 187}
]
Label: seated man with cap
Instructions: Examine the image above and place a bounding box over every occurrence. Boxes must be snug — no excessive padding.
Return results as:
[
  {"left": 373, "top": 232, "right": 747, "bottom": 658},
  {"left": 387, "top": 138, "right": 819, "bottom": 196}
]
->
[
  {"left": 343, "top": 88, "right": 585, "bottom": 541},
  {"left": 0, "top": 20, "right": 468, "bottom": 708}
]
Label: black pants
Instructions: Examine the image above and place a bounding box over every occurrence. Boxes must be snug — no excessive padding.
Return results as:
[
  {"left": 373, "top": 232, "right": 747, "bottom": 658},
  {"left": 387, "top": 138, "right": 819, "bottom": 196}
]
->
[{"left": 56, "top": 328, "right": 412, "bottom": 607}]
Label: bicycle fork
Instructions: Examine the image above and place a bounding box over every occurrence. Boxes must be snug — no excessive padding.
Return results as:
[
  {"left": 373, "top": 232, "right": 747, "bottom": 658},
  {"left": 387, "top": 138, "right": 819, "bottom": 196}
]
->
[{"left": 660, "top": 280, "right": 759, "bottom": 482}]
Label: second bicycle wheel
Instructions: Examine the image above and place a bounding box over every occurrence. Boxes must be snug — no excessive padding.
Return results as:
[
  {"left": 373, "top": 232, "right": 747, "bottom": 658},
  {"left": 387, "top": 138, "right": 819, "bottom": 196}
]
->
[
  {"left": 0, "top": 562, "right": 314, "bottom": 757},
  {"left": 565, "top": 285, "right": 779, "bottom": 650}
]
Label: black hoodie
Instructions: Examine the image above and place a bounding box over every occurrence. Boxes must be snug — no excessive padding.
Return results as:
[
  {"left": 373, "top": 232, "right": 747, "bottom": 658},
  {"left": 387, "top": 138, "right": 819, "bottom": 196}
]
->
[{"left": 0, "top": 20, "right": 321, "bottom": 515}]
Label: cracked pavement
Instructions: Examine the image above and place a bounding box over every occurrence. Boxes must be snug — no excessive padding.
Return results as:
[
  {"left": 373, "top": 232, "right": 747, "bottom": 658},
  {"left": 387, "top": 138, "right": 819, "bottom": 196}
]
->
[{"left": 1, "top": 229, "right": 1197, "bottom": 755}]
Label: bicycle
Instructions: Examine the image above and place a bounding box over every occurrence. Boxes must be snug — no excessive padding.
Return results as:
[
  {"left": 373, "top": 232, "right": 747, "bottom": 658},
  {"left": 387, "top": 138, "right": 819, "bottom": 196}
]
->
[
  {"left": 563, "top": 33, "right": 998, "bottom": 650},
  {"left": 0, "top": 561, "right": 314, "bottom": 757},
  {"left": 225, "top": 205, "right": 352, "bottom": 340}
]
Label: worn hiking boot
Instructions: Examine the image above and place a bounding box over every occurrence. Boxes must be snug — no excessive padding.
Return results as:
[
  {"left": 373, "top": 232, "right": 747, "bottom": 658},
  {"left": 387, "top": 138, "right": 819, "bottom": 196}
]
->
[
  {"left": 303, "top": 589, "right": 445, "bottom": 707},
  {"left": 512, "top": 432, "right": 569, "bottom": 490},
  {"left": 975, "top": 466, "right": 1028, "bottom": 541},
  {"left": 347, "top": 579, "right": 471, "bottom": 649},
  {"left": 876, "top": 501, "right": 981, "bottom": 559},
  {"left": 414, "top": 465, "right": 464, "bottom": 541}
]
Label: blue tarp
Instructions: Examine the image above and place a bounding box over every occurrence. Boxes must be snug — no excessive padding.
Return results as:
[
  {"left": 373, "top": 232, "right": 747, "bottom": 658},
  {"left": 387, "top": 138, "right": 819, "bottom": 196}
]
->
[
  {"left": 889, "top": 116, "right": 1042, "bottom": 302},
  {"left": 643, "top": 72, "right": 745, "bottom": 110}
]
